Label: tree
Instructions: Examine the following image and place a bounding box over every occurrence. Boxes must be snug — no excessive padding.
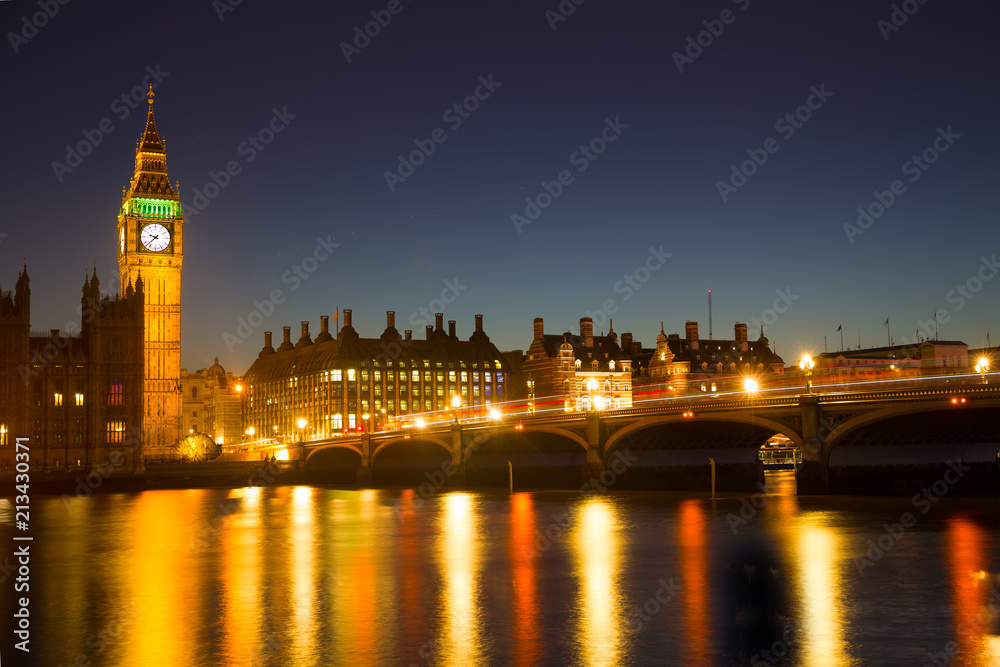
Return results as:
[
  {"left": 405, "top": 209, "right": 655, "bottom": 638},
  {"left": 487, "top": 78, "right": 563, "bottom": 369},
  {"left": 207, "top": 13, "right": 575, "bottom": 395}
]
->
[{"left": 175, "top": 433, "right": 222, "bottom": 462}]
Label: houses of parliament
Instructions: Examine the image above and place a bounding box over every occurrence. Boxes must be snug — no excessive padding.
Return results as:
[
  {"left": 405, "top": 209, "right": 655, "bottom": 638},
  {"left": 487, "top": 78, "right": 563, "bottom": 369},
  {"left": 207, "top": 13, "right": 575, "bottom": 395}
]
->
[{"left": 0, "top": 87, "right": 183, "bottom": 471}]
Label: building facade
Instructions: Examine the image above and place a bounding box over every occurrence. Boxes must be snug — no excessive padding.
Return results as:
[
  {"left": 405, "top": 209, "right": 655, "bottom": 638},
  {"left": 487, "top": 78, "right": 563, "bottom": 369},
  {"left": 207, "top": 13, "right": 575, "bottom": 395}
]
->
[
  {"left": 635, "top": 321, "right": 785, "bottom": 397},
  {"left": 0, "top": 267, "right": 144, "bottom": 471},
  {"left": 520, "top": 317, "right": 634, "bottom": 411},
  {"left": 179, "top": 358, "right": 243, "bottom": 453},
  {"left": 242, "top": 310, "right": 509, "bottom": 441},
  {"left": 117, "top": 86, "right": 184, "bottom": 458}
]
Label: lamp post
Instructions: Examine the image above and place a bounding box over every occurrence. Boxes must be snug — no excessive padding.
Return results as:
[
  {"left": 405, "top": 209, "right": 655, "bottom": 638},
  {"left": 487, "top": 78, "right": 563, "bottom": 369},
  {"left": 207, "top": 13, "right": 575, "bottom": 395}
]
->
[
  {"left": 247, "top": 426, "right": 255, "bottom": 450},
  {"left": 297, "top": 418, "right": 307, "bottom": 443},
  {"left": 798, "top": 355, "right": 815, "bottom": 394},
  {"left": 975, "top": 357, "right": 990, "bottom": 385},
  {"left": 451, "top": 394, "right": 461, "bottom": 424}
]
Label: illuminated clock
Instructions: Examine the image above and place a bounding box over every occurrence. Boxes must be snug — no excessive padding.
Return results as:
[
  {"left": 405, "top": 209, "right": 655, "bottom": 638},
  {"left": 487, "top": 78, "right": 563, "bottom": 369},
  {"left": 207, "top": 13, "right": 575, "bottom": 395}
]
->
[
  {"left": 119, "top": 227, "right": 125, "bottom": 254},
  {"left": 140, "top": 223, "right": 170, "bottom": 252}
]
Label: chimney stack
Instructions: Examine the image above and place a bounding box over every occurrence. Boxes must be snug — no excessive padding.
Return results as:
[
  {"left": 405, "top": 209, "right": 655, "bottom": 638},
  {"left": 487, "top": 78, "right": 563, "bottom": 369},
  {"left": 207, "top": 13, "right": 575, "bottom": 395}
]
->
[
  {"left": 533, "top": 317, "right": 544, "bottom": 340},
  {"left": 343, "top": 309, "right": 353, "bottom": 328},
  {"left": 475, "top": 314, "right": 484, "bottom": 332},
  {"left": 405, "top": 329, "right": 412, "bottom": 341},
  {"left": 426, "top": 325, "right": 433, "bottom": 340},
  {"left": 580, "top": 317, "right": 594, "bottom": 347},
  {"left": 387, "top": 310, "right": 395, "bottom": 329},
  {"left": 435, "top": 312, "right": 444, "bottom": 331},
  {"left": 621, "top": 332, "right": 633, "bottom": 350},
  {"left": 264, "top": 331, "right": 272, "bottom": 348},
  {"left": 296, "top": 321, "right": 312, "bottom": 347},
  {"left": 320, "top": 316, "right": 329, "bottom": 334},
  {"left": 448, "top": 320, "right": 456, "bottom": 339},
  {"left": 685, "top": 321, "right": 699, "bottom": 350},
  {"left": 278, "top": 325, "right": 294, "bottom": 352},
  {"left": 735, "top": 322, "right": 748, "bottom": 351}
]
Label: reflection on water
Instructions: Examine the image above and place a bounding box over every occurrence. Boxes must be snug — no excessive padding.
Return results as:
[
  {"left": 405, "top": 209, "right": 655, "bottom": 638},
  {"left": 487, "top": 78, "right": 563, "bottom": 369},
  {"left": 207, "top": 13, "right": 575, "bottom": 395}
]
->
[
  {"left": 573, "top": 500, "right": 625, "bottom": 666},
  {"left": 8, "top": 485, "right": 999, "bottom": 666}
]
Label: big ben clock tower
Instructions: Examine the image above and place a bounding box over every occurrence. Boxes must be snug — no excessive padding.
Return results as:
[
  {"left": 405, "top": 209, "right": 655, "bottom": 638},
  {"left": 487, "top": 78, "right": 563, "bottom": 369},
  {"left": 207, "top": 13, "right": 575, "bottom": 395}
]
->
[{"left": 118, "top": 86, "right": 183, "bottom": 457}]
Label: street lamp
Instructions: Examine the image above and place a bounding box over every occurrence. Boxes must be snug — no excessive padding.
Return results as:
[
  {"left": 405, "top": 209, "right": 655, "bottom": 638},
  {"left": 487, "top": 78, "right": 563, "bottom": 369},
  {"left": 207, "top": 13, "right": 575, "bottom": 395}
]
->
[
  {"left": 799, "top": 355, "right": 815, "bottom": 394},
  {"left": 297, "top": 418, "right": 307, "bottom": 443},
  {"left": 362, "top": 412, "right": 370, "bottom": 433},
  {"left": 451, "top": 394, "right": 461, "bottom": 424},
  {"left": 586, "top": 378, "right": 602, "bottom": 411},
  {"left": 975, "top": 357, "right": 990, "bottom": 384},
  {"left": 247, "top": 426, "right": 255, "bottom": 448},
  {"left": 743, "top": 377, "right": 759, "bottom": 395}
]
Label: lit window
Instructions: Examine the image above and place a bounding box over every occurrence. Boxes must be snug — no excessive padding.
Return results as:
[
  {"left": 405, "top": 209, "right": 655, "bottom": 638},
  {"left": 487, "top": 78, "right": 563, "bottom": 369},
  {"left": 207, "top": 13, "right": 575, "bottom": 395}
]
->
[
  {"left": 54, "top": 393, "right": 63, "bottom": 406},
  {"left": 348, "top": 369, "right": 356, "bottom": 381},
  {"left": 75, "top": 393, "right": 84, "bottom": 406},
  {"left": 332, "top": 370, "right": 343, "bottom": 382}
]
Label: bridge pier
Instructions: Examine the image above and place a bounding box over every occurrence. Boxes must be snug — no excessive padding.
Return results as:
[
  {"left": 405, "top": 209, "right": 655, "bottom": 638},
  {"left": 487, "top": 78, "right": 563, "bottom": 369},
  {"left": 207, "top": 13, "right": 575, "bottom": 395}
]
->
[
  {"left": 581, "top": 411, "right": 605, "bottom": 483},
  {"left": 355, "top": 433, "right": 373, "bottom": 486},
  {"left": 797, "top": 394, "right": 829, "bottom": 494},
  {"left": 450, "top": 423, "right": 467, "bottom": 486}
]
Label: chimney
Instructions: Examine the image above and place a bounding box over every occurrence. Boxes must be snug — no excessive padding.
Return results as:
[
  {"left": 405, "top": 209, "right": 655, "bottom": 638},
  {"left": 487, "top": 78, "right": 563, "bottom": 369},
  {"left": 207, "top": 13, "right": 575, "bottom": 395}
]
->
[
  {"left": 448, "top": 320, "right": 456, "bottom": 339},
  {"left": 685, "top": 321, "right": 699, "bottom": 350},
  {"left": 387, "top": 310, "right": 395, "bottom": 329},
  {"left": 435, "top": 312, "right": 444, "bottom": 331},
  {"left": 475, "top": 314, "right": 484, "bottom": 332},
  {"left": 50, "top": 329, "right": 60, "bottom": 338},
  {"left": 621, "top": 332, "right": 633, "bottom": 350},
  {"left": 320, "top": 316, "right": 329, "bottom": 334},
  {"left": 278, "top": 325, "right": 293, "bottom": 352},
  {"left": 405, "top": 329, "right": 412, "bottom": 341},
  {"left": 735, "top": 322, "right": 748, "bottom": 351},
  {"left": 296, "top": 321, "right": 312, "bottom": 347},
  {"left": 533, "top": 317, "right": 544, "bottom": 340},
  {"left": 343, "top": 309, "right": 352, "bottom": 328},
  {"left": 426, "top": 325, "right": 433, "bottom": 340},
  {"left": 264, "top": 331, "right": 272, "bottom": 348},
  {"left": 261, "top": 330, "right": 276, "bottom": 356},
  {"left": 580, "top": 317, "right": 594, "bottom": 347}
]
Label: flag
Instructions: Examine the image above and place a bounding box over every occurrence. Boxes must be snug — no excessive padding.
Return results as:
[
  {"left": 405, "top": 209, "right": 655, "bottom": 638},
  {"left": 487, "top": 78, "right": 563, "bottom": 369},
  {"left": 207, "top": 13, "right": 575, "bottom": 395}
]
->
[
  {"left": 333, "top": 308, "right": 338, "bottom": 321},
  {"left": 884, "top": 318, "right": 889, "bottom": 327},
  {"left": 836, "top": 324, "right": 842, "bottom": 332}
]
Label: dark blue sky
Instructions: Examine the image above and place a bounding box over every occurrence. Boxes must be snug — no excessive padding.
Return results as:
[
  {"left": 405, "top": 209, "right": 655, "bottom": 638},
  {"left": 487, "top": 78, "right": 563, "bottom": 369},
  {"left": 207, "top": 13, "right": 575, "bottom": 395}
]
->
[{"left": 3, "top": 0, "right": 998, "bottom": 373}]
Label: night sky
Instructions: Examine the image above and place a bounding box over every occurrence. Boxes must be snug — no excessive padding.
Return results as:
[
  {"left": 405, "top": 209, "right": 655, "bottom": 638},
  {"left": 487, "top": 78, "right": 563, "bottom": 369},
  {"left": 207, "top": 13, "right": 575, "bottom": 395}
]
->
[{"left": 3, "top": 0, "right": 998, "bottom": 374}]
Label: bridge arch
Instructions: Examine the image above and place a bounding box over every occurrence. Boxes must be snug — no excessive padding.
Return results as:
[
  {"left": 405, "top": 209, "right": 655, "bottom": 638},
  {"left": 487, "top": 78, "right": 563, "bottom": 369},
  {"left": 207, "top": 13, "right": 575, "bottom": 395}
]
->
[
  {"left": 465, "top": 424, "right": 589, "bottom": 453},
  {"left": 371, "top": 435, "right": 453, "bottom": 462},
  {"left": 605, "top": 412, "right": 802, "bottom": 458},
  {"left": 304, "top": 441, "right": 363, "bottom": 464}
]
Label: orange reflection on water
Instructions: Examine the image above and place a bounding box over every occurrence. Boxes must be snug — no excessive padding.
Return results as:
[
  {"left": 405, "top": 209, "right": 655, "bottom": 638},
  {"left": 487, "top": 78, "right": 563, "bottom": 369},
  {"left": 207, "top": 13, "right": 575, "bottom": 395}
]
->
[
  {"left": 792, "top": 514, "right": 852, "bottom": 667},
  {"left": 573, "top": 499, "right": 625, "bottom": 667},
  {"left": 122, "top": 490, "right": 202, "bottom": 666},
  {"left": 677, "top": 499, "right": 711, "bottom": 667},
  {"left": 220, "top": 487, "right": 262, "bottom": 666},
  {"left": 508, "top": 493, "right": 540, "bottom": 666},
  {"left": 397, "top": 488, "right": 427, "bottom": 663},
  {"left": 287, "top": 486, "right": 319, "bottom": 665},
  {"left": 946, "top": 516, "right": 1000, "bottom": 664},
  {"left": 437, "top": 492, "right": 483, "bottom": 666}
]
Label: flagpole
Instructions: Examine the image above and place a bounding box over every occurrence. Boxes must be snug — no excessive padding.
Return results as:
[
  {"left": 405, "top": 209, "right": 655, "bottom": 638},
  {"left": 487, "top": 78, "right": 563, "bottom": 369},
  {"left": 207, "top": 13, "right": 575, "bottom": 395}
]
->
[
  {"left": 838, "top": 325, "right": 843, "bottom": 352},
  {"left": 887, "top": 318, "right": 891, "bottom": 347}
]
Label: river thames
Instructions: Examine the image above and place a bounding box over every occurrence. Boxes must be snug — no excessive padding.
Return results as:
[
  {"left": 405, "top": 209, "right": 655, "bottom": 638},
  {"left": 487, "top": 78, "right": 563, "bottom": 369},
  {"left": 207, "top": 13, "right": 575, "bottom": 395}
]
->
[{"left": 2, "top": 472, "right": 999, "bottom": 666}]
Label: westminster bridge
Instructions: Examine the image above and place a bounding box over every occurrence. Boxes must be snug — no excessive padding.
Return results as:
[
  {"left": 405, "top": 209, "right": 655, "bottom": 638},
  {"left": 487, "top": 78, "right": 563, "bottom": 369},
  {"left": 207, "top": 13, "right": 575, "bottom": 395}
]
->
[{"left": 276, "top": 383, "right": 1000, "bottom": 494}]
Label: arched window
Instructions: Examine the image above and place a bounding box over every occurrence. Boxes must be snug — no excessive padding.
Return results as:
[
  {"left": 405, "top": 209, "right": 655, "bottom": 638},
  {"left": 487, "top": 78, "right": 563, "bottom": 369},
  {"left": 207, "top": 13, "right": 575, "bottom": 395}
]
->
[{"left": 609, "top": 360, "right": 615, "bottom": 370}]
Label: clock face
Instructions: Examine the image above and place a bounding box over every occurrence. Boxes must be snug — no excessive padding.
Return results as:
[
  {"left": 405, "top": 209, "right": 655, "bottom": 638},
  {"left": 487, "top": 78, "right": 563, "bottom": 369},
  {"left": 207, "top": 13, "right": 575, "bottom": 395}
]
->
[
  {"left": 140, "top": 223, "right": 170, "bottom": 252},
  {"left": 119, "top": 227, "right": 125, "bottom": 254}
]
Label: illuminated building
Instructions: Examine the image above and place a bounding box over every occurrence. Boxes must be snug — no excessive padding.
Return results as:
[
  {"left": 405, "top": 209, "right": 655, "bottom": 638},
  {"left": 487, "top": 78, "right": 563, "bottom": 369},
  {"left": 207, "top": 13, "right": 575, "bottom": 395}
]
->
[
  {"left": 0, "top": 267, "right": 144, "bottom": 471},
  {"left": 800, "top": 340, "right": 973, "bottom": 387},
  {"left": 242, "top": 310, "right": 507, "bottom": 438},
  {"left": 117, "top": 86, "right": 184, "bottom": 459},
  {"left": 637, "top": 321, "right": 785, "bottom": 395},
  {"left": 521, "top": 317, "right": 634, "bottom": 410},
  {"left": 179, "top": 358, "right": 243, "bottom": 454}
]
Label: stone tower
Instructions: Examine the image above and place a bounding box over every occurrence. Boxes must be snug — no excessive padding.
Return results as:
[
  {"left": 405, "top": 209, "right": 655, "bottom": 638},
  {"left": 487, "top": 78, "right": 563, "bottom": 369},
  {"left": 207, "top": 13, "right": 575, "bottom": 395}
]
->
[{"left": 117, "top": 85, "right": 183, "bottom": 457}]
